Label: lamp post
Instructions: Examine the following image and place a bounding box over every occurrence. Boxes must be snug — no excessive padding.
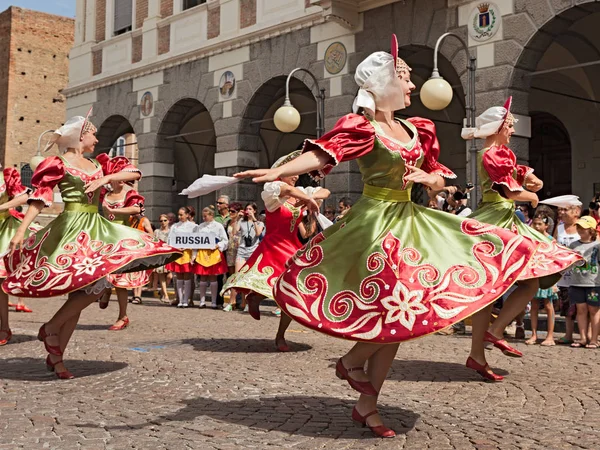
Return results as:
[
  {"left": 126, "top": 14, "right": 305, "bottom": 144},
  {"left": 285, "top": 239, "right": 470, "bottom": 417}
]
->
[
  {"left": 420, "top": 32, "right": 478, "bottom": 209},
  {"left": 30, "top": 129, "right": 55, "bottom": 170},
  {"left": 273, "top": 68, "right": 326, "bottom": 138}
]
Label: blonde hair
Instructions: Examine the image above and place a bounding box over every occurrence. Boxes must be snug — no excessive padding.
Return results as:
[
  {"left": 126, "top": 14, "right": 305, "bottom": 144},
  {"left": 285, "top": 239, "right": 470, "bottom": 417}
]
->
[{"left": 203, "top": 205, "right": 215, "bottom": 217}]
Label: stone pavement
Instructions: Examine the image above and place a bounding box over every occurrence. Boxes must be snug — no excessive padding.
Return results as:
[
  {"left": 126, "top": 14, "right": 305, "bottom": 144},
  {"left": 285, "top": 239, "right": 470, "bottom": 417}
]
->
[{"left": 1, "top": 297, "right": 599, "bottom": 450}]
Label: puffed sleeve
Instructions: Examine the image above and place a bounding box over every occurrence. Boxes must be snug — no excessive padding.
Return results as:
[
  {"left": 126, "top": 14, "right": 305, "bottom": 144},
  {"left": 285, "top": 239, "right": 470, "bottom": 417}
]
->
[
  {"left": 482, "top": 145, "right": 523, "bottom": 193},
  {"left": 301, "top": 114, "right": 375, "bottom": 179},
  {"left": 515, "top": 164, "right": 534, "bottom": 186},
  {"left": 124, "top": 189, "right": 145, "bottom": 208},
  {"left": 96, "top": 153, "right": 142, "bottom": 184},
  {"left": 407, "top": 117, "right": 456, "bottom": 179},
  {"left": 216, "top": 222, "right": 228, "bottom": 252},
  {"left": 28, "top": 156, "right": 65, "bottom": 207},
  {"left": 261, "top": 181, "right": 287, "bottom": 213},
  {"left": 3, "top": 167, "right": 31, "bottom": 199}
]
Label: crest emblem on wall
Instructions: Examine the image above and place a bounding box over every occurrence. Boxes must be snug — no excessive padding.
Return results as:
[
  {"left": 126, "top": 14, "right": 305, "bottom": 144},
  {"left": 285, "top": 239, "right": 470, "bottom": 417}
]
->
[{"left": 468, "top": 2, "right": 501, "bottom": 42}]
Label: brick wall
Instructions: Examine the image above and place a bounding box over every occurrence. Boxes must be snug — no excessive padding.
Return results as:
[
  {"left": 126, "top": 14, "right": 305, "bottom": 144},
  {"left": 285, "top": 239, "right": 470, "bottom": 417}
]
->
[
  {"left": 136, "top": 0, "right": 148, "bottom": 29},
  {"left": 207, "top": 4, "right": 220, "bottom": 40},
  {"left": 0, "top": 6, "right": 73, "bottom": 185},
  {"left": 240, "top": 0, "right": 256, "bottom": 28},
  {"left": 132, "top": 34, "right": 142, "bottom": 63},
  {"left": 0, "top": 9, "right": 12, "bottom": 166},
  {"left": 95, "top": 0, "right": 106, "bottom": 41},
  {"left": 160, "top": 0, "right": 173, "bottom": 17},
  {"left": 158, "top": 25, "right": 170, "bottom": 55}
]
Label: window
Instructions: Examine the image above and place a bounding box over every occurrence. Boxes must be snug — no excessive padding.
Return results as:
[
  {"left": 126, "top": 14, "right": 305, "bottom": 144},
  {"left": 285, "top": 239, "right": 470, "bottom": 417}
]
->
[
  {"left": 20, "top": 164, "right": 33, "bottom": 188},
  {"left": 114, "top": 0, "right": 133, "bottom": 36},
  {"left": 110, "top": 137, "right": 126, "bottom": 157},
  {"left": 183, "top": 0, "right": 207, "bottom": 11}
]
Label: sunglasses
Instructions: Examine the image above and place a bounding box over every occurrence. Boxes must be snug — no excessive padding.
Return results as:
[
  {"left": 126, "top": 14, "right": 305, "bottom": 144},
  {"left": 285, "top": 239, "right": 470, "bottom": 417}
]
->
[
  {"left": 216, "top": 201, "right": 227, "bottom": 205},
  {"left": 160, "top": 219, "right": 168, "bottom": 222}
]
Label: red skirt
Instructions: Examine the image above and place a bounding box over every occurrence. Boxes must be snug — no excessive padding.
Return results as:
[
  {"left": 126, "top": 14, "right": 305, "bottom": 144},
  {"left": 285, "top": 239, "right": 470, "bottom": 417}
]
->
[
  {"left": 193, "top": 255, "right": 228, "bottom": 276},
  {"left": 166, "top": 262, "right": 194, "bottom": 273}
]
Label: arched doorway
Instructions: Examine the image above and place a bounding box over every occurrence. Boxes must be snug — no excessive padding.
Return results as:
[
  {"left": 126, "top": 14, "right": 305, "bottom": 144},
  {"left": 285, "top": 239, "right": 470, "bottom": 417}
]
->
[
  {"left": 95, "top": 115, "right": 137, "bottom": 162},
  {"left": 240, "top": 76, "right": 317, "bottom": 168},
  {"left": 511, "top": 2, "right": 600, "bottom": 201},
  {"left": 529, "top": 112, "right": 571, "bottom": 199},
  {"left": 156, "top": 98, "right": 216, "bottom": 215}
]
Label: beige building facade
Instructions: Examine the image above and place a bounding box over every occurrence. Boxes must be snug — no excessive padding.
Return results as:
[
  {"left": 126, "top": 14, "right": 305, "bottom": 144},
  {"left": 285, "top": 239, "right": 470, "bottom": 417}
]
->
[{"left": 64, "top": 0, "right": 600, "bottom": 219}]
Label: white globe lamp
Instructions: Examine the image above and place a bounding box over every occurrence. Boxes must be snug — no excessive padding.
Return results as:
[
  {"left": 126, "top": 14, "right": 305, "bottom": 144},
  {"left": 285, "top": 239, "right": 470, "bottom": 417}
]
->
[
  {"left": 420, "top": 74, "right": 453, "bottom": 111},
  {"left": 273, "top": 98, "right": 301, "bottom": 133}
]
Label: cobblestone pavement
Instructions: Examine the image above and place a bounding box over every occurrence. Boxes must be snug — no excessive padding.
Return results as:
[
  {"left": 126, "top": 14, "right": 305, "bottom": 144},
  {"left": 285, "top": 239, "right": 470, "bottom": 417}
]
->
[{"left": 1, "top": 297, "right": 599, "bottom": 450}]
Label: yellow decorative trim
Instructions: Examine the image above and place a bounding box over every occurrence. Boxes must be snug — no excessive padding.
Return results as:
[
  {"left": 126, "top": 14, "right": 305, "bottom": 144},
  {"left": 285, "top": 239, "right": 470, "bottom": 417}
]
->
[{"left": 363, "top": 185, "right": 411, "bottom": 203}]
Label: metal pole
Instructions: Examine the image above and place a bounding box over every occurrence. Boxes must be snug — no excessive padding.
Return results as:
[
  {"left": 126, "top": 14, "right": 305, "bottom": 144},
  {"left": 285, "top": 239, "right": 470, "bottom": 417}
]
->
[
  {"left": 467, "top": 56, "right": 478, "bottom": 210},
  {"left": 283, "top": 67, "right": 325, "bottom": 139},
  {"left": 317, "top": 88, "right": 326, "bottom": 138}
]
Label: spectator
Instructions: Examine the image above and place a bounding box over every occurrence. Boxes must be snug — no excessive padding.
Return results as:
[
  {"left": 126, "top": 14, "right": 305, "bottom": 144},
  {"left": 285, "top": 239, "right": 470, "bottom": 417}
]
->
[
  {"left": 526, "top": 214, "right": 557, "bottom": 346},
  {"left": 452, "top": 190, "right": 472, "bottom": 217},
  {"left": 167, "top": 212, "right": 176, "bottom": 227},
  {"left": 517, "top": 204, "right": 533, "bottom": 225},
  {"left": 324, "top": 205, "right": 336, "bottom": 222},
  {"left": 534, "top": 204, "right": 556, "bottom": 236},
  {"left": 233, "top": 202, "right": 265, "bottom": 310},
  {"left": 215, "top": 195, "right": 230, "bottom": 225},
  {"left": 556, "top": 205, "right": 582, "bottom": 344},
  {"left": 223, "top": 202, "right": 242, "bottom": 312},
  {"left": 153, "top": 214, "right": 172, "bottom": 304},
  {"left": 335, "top": 197, "right": 352, "bottom": 222},
  {"left": 568, "top": 215, "right": 600, "bottom": 349}
]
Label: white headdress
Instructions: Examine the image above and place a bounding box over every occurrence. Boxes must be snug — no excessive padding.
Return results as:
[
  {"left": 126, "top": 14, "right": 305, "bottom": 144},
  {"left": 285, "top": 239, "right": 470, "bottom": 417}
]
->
[
  {"left": 43, "top": 107, "right": 96, "bottom": 153},
  {"left": 352, "top": 34, "right": 412, "bottom": 117},
  {"left": 461, "top": 97, "right": 517, "bottom": 140}
]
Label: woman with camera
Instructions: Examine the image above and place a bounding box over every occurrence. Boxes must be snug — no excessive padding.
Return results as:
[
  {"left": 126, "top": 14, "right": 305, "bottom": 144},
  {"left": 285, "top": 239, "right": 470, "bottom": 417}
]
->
[{"left": 231, "top": 203, "right": 264, "bottom": 310}]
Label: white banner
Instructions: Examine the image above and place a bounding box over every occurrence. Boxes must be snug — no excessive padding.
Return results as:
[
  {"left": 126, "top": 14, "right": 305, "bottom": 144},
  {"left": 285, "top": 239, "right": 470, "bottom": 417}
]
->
[{"left": 168, "top": 231, "right": 216, "bottom": 249}]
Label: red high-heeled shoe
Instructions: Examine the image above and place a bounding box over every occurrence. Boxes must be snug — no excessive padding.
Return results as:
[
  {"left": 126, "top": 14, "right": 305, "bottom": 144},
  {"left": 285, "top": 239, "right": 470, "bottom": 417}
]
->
[
  {"left": 0, "top": 329, "right": 12, "bottom": 346},
  {"left": 351, "top": 407, "right": 396, "bottom": 438},
  {"left": 275, "top": 338, "right": 289, "bottom": 352},
  {"left": 45, "top": 355, "right": 74, "bottom": 379},
  {"left": 335, "top": 358, "right": 379, "bottom": 396},
  {"left": 37, "top": 324, "right": 63, "bottom": 356},
  {"left": 484, "top": 331, "right": 523, "bottom": 357},
  {"left": 108, "top": 317, "right": 129, "bottom": 331},
  {"left": 15, "top": 304, "right": 33, "bottom": 313},
  {"left": 466, "top": 357, "right": 504, "bottom": 382}
]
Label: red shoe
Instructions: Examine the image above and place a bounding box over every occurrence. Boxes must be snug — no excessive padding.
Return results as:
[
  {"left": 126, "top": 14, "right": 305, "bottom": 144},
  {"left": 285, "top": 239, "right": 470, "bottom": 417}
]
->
[
  {"left": 275, "top": 338, "right": 289, "bottom": 352},
  {"left": 246, "top": 295, "right": 261, "bottom": 321},
  {"left": 15, "top": 304, "right": 33, "bottom": 313},
  {"left": 0, "top": 329, "right": 12, "bottom": 346},
  {"left": 466, "top": 357, "right": 504, "bottom": 382},
  {"left": 335, "top": 358, "right": 378, "bottom": 396},
  {"left": 45, "top": 356, "right": 74, "bottom": 379},
  {"left": 7, "top": 302, "right": 15, "bottom": 308},
  {"left": 37, "top": 324, "right": 63, "bottom": 356},
  {"left": 484, "top": 331, "right": 523, "bottom": 357},
  {"left": 351, "top": 407, "right": 396, "bottom": 438},
  {"left": 108, "top": 317, "right": 129, "bottom": 331}
]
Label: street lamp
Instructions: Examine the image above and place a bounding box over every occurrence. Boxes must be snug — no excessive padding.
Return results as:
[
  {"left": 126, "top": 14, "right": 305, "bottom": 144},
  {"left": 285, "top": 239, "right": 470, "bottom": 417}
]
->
[
  {"left": 421, "top": 32, "right": 478, "bottom": 208},
  {"left": 273, "top": 68, "right": 326, "bottom": 138},
  {"left": 31, "top": 129, "right": 55, "bottom": 170}
]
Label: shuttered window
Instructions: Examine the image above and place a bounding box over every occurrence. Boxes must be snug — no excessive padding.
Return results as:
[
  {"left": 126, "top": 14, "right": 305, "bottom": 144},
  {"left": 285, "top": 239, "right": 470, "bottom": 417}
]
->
[
  {"left": 183, "top": 0, "right": 207, "bottom": 11},
  {"left": 114, "top": 0, "right": 133, "bottom": 36},
  {"left": 20, "top": 164, "right": 33, "bottom": 188}
]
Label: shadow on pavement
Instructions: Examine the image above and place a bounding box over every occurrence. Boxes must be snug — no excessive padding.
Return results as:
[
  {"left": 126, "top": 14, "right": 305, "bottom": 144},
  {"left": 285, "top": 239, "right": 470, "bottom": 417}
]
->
[
  {"left": 4, "top": 334, "right": 38, "bottom": 344},
  {"left": 0, "top": 357, "right": 128, "bottom": 381},
  {"left": 181, "top": 338, "right": 312, "bottom": 353},
  {"left": 388, "top": 359, "right": 509, "bottom": 382},
  {"left": 85, "top": 395, "right": 419, "bottom": 438},
  {"left": 76, "top": 324, "right": 117, "bottom": 331}
]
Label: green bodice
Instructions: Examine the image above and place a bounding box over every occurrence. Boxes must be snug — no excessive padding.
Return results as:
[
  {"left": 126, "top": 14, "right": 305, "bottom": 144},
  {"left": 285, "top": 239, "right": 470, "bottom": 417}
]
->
[
  {"left": 58, "top": 157, "right": 103, "bottom": 206},
  {"left": 477, "top": 148, "right": 516, "bottom": 202},
  {"left": 357, "top": 119, "right": 423, "bottom": 191}
]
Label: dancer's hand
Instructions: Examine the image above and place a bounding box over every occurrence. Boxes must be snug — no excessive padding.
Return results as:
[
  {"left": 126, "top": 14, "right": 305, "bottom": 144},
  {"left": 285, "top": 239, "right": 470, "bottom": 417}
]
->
[
  {"left": 295, "top": 196, "right": 320, "bottom": 215},
  {"left": 85, "top": 176, "right": 110, "bottom": 194},
  {"left": 405, "top": 165, "right": 442, "bottom": 189},
  {"left": 234, "top": 168, "right": 281, "bottom": 183},
  {"left": 530, "top": 195, "right": 539, "bottom": 208},
  {"left": 9, "top": 230, "right": 25, "bottom": 252},
  {"left": 524, "top": 173, "right": 543, "bottom": 193}
]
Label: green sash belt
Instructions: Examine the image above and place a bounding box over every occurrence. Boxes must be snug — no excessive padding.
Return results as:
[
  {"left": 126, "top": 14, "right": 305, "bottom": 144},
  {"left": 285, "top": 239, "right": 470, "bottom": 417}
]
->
[
  {"left": 482, "top": 192, "right": 514, "bottom": 204},
  {"left": 363, "top": 185, "right": 411, "bottom": 203},
  {"left": 0, "top": 210, "right": 11, "bottom": 219},
  {"left": 64, "top": 203, "right": 99, "bottom": 213}
]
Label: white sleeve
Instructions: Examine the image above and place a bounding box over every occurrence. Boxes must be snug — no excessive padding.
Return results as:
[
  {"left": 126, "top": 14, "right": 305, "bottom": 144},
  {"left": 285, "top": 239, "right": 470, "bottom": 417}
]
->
[
  {"left": 216, "top": 223, "right": 228, "bottom": 252},
  {"left": 301, "top": 186, "right": 322, "bottom": 197},
  {"left": 261, "top": 181, "right": 287, "bottom": 212}
]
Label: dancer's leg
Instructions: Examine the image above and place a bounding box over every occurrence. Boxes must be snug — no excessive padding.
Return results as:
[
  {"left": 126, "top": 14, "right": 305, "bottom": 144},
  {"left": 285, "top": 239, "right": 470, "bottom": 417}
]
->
[
  {"left": 275, "top": 313, "right": 292, "bottom": 350},
  {"left": 488, "top": 279, "right": 539, "bottom": 338},
  {"left": 0, "top": 288, "right": 9, "bottom": 331},
  {"left": 355, "top": 343, "right": 400, "bottom": 427},
  {"left": 469, "top": 304, "right": 494, "bottom": 365},
  {"left": 341, "top": 342, "right": 386, "bottom": 383}
]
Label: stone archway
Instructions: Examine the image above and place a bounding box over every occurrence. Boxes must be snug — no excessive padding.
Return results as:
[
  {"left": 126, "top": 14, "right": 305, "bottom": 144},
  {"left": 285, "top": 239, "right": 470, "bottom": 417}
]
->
[
  {"left": 508, "top": 1, "right": 600, "bottom": 201},
  {"left": 239, "top": 76, "right": 317, "bottom": 168},
  {"left": 95, "top": 115, "right": 136, "bottom": 159},
  {"left": 156, "top": 98, "right": 216, "bottom": 216}
]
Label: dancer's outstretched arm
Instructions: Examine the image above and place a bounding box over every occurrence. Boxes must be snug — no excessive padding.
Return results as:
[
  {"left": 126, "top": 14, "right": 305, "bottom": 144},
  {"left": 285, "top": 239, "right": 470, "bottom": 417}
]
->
[
  {"left": 0, "top": 194, "right": 29, "bottom": 211},
  {"left": 9, "top": 201, "right": 44, "bottom": 250},
  {"left": 234, "top": 150, "right": 331, "bottom": 183}
]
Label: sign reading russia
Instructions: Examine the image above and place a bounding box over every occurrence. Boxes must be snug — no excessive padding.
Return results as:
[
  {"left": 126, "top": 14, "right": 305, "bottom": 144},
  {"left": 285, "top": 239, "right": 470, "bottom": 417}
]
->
[
  {"left": 169, "top": 231, "right": 216, "bottom": 249},
  {"left": 468, "top": 2, "right": 501, "bottom": 42}
]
